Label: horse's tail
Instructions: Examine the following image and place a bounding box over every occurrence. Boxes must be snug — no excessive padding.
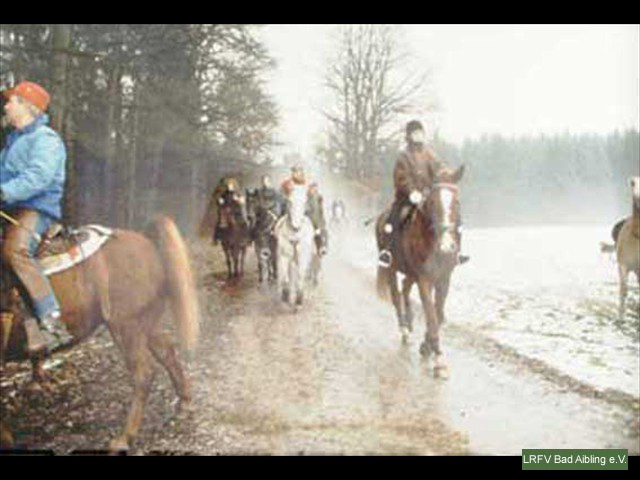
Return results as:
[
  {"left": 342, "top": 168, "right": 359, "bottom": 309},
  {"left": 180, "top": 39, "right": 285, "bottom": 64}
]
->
[
  {"left": 154, "top": 216, "right": 200, "bottom": 351},
  {"left": 612, "top": 219, "right": 625, "bottom": 244},
  {"left": 376, "top": 266, "right": 392, "bottom": 302}
]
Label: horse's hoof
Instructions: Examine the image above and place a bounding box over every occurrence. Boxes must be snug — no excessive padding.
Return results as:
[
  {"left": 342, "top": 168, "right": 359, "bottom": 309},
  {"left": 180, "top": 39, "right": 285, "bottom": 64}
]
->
[
  {"left": 175, "top": 396, "right": 194, "bottom": 415},
  {"left": 25, "top": 380, "right": 44, "bottom": 394},
  {"left": 434, "top": 365, "right": 449, "bottom": 380},
  {"left": 419, "top": 341, "right": 430, "bottom": 357},
  {"left": 400, "top": 327, "right": 410, "bottom": 344},
  {"left": 109, "top": 437, "right": 130, "bottom": 453},
  {"left": 295, "top": 293, "right": 303, "bottom": 306},
  {"left": 281, "top": 289, "right": 290, "bottom": 303}
]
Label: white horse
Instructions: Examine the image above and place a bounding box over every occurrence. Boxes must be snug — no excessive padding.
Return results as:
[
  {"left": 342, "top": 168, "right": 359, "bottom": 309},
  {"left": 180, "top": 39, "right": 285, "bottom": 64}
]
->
[{"left": 274, "top": 186, "right": 315, "bottom": 307}]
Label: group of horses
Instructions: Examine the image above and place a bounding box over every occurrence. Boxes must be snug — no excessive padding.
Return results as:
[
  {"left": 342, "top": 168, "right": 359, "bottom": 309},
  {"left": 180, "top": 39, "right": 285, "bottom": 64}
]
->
[
  {"left": 209, "top": 180, "right": 325, "bottom": 308},
  {"left": 0, "top": 167, "right": 638, "bottom": 452}
]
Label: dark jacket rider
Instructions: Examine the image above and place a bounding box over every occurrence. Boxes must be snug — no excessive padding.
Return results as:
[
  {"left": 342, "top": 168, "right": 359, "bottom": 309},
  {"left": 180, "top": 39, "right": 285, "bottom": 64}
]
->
[{"left": 378, "top": 120, "right": 469, "bottom": 268}]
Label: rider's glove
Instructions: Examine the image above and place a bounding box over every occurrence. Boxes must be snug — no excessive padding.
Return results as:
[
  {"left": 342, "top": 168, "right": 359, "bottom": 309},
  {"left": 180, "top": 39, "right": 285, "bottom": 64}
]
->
[{"left": 409, "top": 190, "right": 423, "bottom": 205}]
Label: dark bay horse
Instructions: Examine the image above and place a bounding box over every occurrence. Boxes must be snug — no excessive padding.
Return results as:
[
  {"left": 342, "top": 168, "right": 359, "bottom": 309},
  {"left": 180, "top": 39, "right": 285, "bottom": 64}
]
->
[
  {"left": 614, "top": 176, "right": 640, "bottom": 319},
  {"left": 217, "top": 190, "right": 251, "bottom": 280},
  {"left": 0, "top": 216, "right": 199, "bottom": 451},
  {"left": 246, "top": 188, "right": 279, "bottom": 283},
  {"left": 375, "top": 166, "right": 465, "bottom": 378}
]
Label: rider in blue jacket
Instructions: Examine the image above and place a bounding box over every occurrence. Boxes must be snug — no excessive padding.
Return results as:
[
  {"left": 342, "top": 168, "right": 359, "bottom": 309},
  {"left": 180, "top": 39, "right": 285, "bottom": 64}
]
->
[{"left": 0, "top": 81, "right": 72, "bottom": 353}]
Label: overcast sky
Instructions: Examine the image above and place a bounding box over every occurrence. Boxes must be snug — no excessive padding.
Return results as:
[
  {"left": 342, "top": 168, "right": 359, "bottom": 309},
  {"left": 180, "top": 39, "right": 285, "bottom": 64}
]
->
[{"left": 258, "top": 24, "right": 640, "bottom": 158}]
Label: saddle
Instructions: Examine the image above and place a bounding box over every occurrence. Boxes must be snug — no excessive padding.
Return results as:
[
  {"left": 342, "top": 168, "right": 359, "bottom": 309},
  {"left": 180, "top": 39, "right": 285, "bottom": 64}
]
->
[{"left": 35, "top": 223, "right": 114, "bottom": 276}]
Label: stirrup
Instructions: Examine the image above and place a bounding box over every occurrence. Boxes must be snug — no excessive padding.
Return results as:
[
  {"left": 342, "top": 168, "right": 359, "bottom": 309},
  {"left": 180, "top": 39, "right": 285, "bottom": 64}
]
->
[
  {"left": 378, "top": 250, "right": 392, "bottom": 268},
  {"left": 458, "top": 254, "right": 470, "bottom": 265},
  {"left": 41, "top": 312, "right": 73, "bottom": 349}
]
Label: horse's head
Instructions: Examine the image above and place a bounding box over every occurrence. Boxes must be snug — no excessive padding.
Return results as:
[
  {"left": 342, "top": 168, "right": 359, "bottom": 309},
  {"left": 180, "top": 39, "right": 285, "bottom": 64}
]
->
[
  {"left": 630, "top": 176, "right": 640, "bottom": 212},
  {"left": 218, "top": 190, "right": 246, "bottom": 228},
  {"left": 286, "top": 186, "right": 308, "bottom": 231},
  {"left": 421, "top": 165, "right": 464, "bottom": 257}
]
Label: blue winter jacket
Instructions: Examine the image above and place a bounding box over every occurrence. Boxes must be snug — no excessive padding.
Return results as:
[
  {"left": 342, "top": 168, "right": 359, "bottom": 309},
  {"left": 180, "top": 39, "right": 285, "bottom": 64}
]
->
[{"left": 0, "top": 114, "right": 66, "bottom": 220}]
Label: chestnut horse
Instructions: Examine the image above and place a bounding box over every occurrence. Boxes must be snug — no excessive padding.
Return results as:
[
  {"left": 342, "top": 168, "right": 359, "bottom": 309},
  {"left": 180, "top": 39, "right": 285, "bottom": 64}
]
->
[
  {"left": 0, "top": 216, "right": 199, "bottom": 451},
  {"left": 375, "top": 166, "right": 465, "bottom": 378},
  {"left": 614, "top": 176, "right": 640, "bottom": 319}
]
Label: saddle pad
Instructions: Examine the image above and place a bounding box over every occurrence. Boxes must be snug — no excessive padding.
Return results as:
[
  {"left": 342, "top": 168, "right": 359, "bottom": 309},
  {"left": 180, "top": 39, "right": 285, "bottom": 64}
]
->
[{"left": 40, "top": 225, "right": 114, "bottom": 276}]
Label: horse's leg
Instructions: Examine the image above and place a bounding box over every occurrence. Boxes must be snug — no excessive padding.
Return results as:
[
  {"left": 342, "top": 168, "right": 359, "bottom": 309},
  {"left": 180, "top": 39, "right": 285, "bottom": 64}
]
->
[
  {"left": 148, "top": 328, "right": 191, "bottom": 411},
  {"left": 234, "top": 246, "right": 241, "bottom": 278},
  {"left": 278, "top": 248, "right": 289, "bottom": 302},
  {"left": 388, "top": 270, "right": 405, "bottom": 336},
  {"left": 224, "top": 246, "right": 232, "bottom": 280},
  {"left": 401, "top": 276, "right": 414, "bottom": 339},
  {"left": 256, "top": 243, "right": 264, "bottom": 282},
  {"left": 618, "top": 264, "right": 628, "bottom": 320},
  {"left": 271, "top": 237, "right": 278, "bottom": 282},
  {"left": 435, "top": 275, "right": 451, "bottom": 327},
  {"left": 30, "top": 354, "right": 47, "bottom": 383},
  {"left": 290, "top": 253, "right": 299, "bottom": 306},
  {"left": 0, "top": 419, "right": 14, "bottom": 448},
  {"left": 108, "top": 325, "right": 156, "bottom": 451},
  {"left": 416, "top": 277, "right": 447, "bottom": 378}
]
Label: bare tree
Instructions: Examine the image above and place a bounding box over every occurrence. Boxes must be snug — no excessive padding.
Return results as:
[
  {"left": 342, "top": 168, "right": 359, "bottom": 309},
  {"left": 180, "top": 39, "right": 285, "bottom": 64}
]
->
[{"left": 322, "top": 25, "right": 437, "bottom": 180}]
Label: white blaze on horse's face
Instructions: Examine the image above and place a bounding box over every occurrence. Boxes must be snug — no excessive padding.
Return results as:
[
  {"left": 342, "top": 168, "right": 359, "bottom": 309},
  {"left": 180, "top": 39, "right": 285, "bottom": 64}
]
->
[{"left": 438, "top": 187, "right": 457, "bottom": 254}]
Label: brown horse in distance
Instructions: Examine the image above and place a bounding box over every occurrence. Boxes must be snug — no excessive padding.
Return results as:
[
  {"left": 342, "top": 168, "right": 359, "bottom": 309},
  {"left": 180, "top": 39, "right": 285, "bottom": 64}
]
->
[
  {"left": 614, "top": 176, "right": 640, "bottom": 319},
  {"left": 376, "top": 166, "right": 465, "bottom": 378},
  {"left": 217, "top": 190, "right": 252, "bottom": 280},
  {"left": 0, "top": 216, "right": 199, "bottom": 451}
]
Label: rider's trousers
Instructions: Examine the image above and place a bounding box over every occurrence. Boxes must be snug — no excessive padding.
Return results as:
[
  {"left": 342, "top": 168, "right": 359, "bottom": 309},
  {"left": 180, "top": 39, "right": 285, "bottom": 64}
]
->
[{"left": 1, "top": 209, "right": 60, "bottom": 320}]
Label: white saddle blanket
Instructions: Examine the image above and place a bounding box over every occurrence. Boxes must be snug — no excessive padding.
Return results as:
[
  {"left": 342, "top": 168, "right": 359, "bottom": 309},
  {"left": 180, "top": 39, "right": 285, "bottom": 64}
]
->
[{"left": 41, "top": 225, "right": 114, "bottom": 276}]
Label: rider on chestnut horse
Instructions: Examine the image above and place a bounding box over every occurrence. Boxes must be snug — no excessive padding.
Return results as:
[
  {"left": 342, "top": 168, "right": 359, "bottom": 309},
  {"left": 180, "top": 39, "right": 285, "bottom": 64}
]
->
[
  {"left": 377, "top": 120, "right": 469, "bottom": 268},
  {"left": 1, "top": 81, "right": 72, "bottom": 354}
]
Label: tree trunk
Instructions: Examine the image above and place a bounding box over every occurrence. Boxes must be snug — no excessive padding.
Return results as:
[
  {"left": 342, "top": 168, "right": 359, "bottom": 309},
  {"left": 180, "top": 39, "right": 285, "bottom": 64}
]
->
[
  {"left": 50, "top": 24, "right": 74, "bottom": 222},
  {"left": 104, "top": 64, "right": 121, "bottom": 224},
  {"left": 126, "top": 83, "right": 140, "bottom": 228}
]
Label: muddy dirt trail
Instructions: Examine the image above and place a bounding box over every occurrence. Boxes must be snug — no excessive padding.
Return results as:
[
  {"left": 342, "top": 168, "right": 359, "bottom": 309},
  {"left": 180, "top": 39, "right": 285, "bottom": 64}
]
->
[{"left": 1, "top": 233, "right": 638, "bottom": 455}]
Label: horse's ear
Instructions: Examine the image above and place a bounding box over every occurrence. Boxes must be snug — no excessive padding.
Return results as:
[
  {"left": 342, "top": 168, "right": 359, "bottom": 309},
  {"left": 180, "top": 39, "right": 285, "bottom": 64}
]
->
[{"left": 452, "top": 164, "right": 465, "bottom": 183}]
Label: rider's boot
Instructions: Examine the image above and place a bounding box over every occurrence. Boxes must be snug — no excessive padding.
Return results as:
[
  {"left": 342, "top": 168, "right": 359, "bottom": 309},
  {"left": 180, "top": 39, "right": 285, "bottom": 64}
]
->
[
  {"left": 378, "top": 226, "right": 394, "bottom": 268},
  {"left": 40, "top": 310, "right": 73, "bottom": 351},
  {"left": 378, "top": 203, "right": 402, "bottom": 268}
]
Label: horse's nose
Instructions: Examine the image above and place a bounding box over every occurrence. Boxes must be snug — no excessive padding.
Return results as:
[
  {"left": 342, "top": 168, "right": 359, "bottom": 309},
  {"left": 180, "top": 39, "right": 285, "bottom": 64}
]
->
[{"left": 439, "top": 234, "right": 457, "bottom": 254}]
